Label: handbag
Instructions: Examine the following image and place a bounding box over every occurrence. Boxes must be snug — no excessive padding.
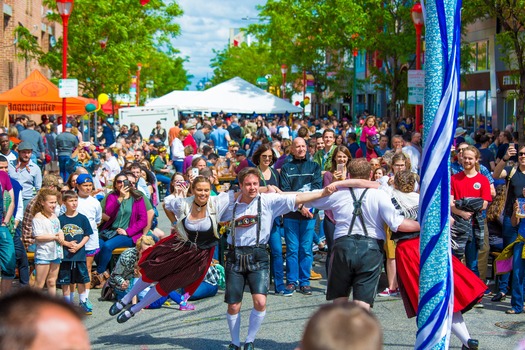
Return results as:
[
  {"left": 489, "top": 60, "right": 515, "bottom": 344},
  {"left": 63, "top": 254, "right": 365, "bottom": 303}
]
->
[
  {"left": 99, "top": 228, "right": 118, "bottom": 241},
  {"left": 100, "top": 281, "right": 115, "bottom": 301}
]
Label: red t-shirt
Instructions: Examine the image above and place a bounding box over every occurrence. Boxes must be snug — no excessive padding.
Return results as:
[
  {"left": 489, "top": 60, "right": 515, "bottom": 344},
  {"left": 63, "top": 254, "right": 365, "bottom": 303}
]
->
[
  {"left": 451, "top": 172, "right": 491, "bottom": 201},
  {"left": 355, "top": 148, "right": 378, "bottom": 161}
]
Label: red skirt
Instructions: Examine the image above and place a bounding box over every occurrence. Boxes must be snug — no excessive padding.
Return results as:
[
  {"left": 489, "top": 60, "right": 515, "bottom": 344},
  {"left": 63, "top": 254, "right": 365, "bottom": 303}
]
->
[
  {"left": 396, "top": 237, "right": 486, "bottom": 318},
  {"left": 139, "top": 234, "right": 214, "bottom": 296}
]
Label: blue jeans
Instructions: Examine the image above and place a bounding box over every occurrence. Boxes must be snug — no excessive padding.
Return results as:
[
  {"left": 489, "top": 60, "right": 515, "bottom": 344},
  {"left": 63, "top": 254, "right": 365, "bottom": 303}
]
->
[
  {"left": 499, "top": 215, "right": 518, "bottom": 294},
  {"left": 188, "top": 281, "right": 219, "bottom": 300},
  {"left": 464, "top": 237, "right": 479, "bottom": 277},
  {"left": 96, "top": 235, "right": 134, "bottom": 274},
  {"left": 283, "top": 218, "right": 315, "bottom": 287},
  {"left": 173, "top": 160, "right": 184, "bottom": 173},
  {"left": 510, "top": 241, "right": 525, "bottom": 313},
  {"left": 58, "top": 155, "right": 70, "bottom": 182},
  {"left": 268, "top": 218, "right": 285, "bottom": 293},
  {"left": 14, "top": 227, "right": 29, "bottom": 285},
  {"left": 0, "top": 226, "right": 15, "bottom": 279}
]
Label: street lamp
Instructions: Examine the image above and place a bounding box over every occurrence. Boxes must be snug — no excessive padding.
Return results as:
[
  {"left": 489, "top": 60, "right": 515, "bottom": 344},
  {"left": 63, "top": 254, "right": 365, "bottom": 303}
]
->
[
  {"left": 136, "top": 63, "right": 142, "bottom": 106},
  {"left": 281, "top": 64, "right": 288, "bottom": 100},
  {"left": 56, "top": 0, "right": 74, "bottom": 130},
  {"left": 411, "top": 2, "right": 424, "bottom": 132}
]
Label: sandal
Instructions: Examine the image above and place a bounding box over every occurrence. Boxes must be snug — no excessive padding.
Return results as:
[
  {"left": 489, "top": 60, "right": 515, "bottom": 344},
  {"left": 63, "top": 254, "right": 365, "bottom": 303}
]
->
[
  {"left": 506, "top": 309, "right": 522, "bottom": 314},
  {"left": 179, "top": 302, "right": 196, "bottom": 311}
]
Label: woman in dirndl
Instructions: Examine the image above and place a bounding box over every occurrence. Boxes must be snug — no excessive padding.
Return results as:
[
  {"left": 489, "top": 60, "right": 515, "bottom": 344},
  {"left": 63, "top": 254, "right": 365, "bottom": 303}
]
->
[
  {"left": 392, "top": 170, "right": 485, "bottom": 350},
  {"left": 109, "top": 176, "right": 232, "bottom": 323}
]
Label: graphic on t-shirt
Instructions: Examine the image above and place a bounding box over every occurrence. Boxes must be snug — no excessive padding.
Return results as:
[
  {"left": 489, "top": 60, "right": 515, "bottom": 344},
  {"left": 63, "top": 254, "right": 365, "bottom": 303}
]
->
[{"left": 62, "top": 224, "right": 84, "bottom": 238}]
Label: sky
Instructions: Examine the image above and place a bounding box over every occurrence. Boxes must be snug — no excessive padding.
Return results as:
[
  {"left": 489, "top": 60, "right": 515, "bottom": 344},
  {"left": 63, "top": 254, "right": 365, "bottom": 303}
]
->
[{"left": 173, "top": 0, "right": 266, "bottom": 90}]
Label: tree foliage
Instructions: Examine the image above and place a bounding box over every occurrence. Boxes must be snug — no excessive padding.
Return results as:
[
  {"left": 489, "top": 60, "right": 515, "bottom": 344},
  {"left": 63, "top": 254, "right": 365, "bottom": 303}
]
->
[
  {"left": 32, "top": 0, "right": 190, "bottom": 98},
  {"left": 463, "top": 0, "right": 525, "bottom": 144}
]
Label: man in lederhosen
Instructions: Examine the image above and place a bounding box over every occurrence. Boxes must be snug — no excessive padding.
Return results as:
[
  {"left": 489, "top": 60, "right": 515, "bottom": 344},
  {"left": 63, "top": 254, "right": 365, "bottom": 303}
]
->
[{"left": 223, "top": 167, "right": 332, "bottom": 350}]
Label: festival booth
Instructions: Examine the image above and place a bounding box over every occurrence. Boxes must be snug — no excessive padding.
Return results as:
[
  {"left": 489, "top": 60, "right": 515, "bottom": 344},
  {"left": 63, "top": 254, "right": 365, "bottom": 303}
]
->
[
  {"left": 147, "top": 77, "right": 303, "bottom": 114},
  {"left": 0, "top": 70, "right": 92, "bottom": 115}
]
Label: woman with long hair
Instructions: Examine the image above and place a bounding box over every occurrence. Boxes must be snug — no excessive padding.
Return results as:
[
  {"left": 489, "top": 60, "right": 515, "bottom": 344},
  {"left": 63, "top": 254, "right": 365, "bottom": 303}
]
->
[
  {"left": 109, "top": 176, "right": 232, "bottom": 323},
  {"left": 93, "top": 172, "right": 148, "bottom": 287},
  {"left": 322, "top": 145, "right": 352, "bottom": 275},
  {"left": 392, "top": 170, "right": 485, "bottom": 350},
  {"left": 66, "top": 143, "right": 100, "bottom": 175}
]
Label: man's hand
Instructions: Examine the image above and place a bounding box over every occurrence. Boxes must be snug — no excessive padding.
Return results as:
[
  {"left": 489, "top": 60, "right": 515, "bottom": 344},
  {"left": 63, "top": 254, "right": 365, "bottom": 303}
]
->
[{"left": 300, "top": 206, "right": 314, "bottom": 219}]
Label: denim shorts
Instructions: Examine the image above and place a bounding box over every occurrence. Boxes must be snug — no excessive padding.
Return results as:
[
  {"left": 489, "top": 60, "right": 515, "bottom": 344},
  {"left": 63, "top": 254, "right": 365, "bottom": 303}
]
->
[
  {"left": 35, "top": 257, "right": 62, "bottom": 265},
  {"left": 224, "top": 246, "right": 269, "bottom": 304},
  {"left": 327, "top": 235, "right": 384, "bottom": 306}
]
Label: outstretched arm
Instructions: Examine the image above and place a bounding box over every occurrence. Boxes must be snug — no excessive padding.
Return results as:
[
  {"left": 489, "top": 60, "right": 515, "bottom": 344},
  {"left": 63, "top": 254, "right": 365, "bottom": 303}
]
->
[
  {"left": 328, "top": 179, "right": 380, "bottom": 192},
  {"left": 295, "top": 187, "right": 335, "bottom": 206}
]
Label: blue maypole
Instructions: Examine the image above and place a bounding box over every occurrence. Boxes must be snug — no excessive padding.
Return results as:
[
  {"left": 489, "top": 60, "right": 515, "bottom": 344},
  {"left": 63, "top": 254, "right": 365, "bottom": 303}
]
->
[{"left": 416, "top": 0, "right": 461, "bottom": 349}]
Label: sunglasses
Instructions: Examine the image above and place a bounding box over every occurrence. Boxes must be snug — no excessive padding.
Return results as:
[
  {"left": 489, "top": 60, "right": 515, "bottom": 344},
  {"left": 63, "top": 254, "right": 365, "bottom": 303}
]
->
[
  {"left": 519, "top": 152, "right": 525, "bottom": 157},
  {"left": 115, "top": 179, "right": 126, "bottom": 184}
]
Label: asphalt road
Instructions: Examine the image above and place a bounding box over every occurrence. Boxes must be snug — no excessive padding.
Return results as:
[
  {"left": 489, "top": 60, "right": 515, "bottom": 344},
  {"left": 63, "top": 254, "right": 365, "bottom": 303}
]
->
[{"left": 83, "top": 207, "right": 525, "bottom": 350}]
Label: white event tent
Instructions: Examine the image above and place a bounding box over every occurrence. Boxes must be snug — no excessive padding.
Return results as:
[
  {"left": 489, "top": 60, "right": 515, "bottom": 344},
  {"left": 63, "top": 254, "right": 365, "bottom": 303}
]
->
[{"left": 146, "top": 77, "right": 302, "bottom": 114}]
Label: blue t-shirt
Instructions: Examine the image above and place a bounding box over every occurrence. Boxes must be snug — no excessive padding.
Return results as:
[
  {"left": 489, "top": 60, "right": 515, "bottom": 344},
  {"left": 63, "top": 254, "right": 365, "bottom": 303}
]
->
[{"left": 59, "top": 212, "right": 93, "bottom": 261}]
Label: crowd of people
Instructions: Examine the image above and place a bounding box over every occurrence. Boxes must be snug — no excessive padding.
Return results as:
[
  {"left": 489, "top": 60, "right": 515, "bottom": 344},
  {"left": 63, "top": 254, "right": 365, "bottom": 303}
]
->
[{"left": 0, "top": 110, "right": 516, "bottom": 350}]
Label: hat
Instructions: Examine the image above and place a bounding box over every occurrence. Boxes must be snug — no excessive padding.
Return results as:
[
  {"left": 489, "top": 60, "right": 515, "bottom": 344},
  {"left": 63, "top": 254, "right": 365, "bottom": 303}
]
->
[
  {"left": 76, "top": 174, "right": 93, "bottom": 185},
  {"left": 18, "top": 141, "right": 33, "bottom": 151},
  {"left": 156, "top": 120, "right": 162, "bottom": 124},
  {"left": 235, "top": 149, "right": 246, "bottom": 157},
  {"left": 65, "top": 123, "right": 73, "bottom": 129},
  {"left": 184, "top": 123, "right": 196, "bottom": 130},
  {"left": 367, "top": 135, "right": 379, "bottom": 146},
  {"left": 455, "top": 127, "right": 467, "bottom": 138},
  {"left": 158, "top": 146, "right": 167, "bottom": 153}
]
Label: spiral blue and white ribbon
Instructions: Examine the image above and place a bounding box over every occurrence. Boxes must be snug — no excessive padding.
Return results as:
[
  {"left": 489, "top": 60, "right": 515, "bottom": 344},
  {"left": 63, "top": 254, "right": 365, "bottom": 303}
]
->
[{"left": 416, "top": 0, "right": 461, "bottom": 349}]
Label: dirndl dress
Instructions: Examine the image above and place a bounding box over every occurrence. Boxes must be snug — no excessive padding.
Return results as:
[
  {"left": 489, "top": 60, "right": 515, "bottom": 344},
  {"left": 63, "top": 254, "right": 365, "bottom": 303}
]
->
[
  {"left": 396, "top": 236, "right": 486, "bottom": 318},
  {"left": 139, "top": 221, "right": 216, "bottom": 296}
]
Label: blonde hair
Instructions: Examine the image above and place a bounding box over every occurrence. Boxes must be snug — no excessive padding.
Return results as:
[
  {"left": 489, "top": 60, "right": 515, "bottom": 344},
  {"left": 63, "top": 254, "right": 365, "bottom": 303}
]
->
[{"left": 486, "top": 185, "right": 506, "bottom": 222}]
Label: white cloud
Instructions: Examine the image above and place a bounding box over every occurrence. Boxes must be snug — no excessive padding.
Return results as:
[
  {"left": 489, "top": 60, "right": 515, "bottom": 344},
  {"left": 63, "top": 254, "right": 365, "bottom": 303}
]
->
[{"left": 172, "top": 0, "right": 266, "bottom": 89}]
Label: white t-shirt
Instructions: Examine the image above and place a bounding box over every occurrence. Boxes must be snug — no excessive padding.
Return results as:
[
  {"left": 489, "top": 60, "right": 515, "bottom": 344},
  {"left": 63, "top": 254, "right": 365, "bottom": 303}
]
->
[
  {"left": 33, "top": 212, "right": 63, "bottom": 260},
  {"left": 77, "top": 196, "right": 102, "bottom": 251},
  {"left": 279, "top": 125, "right": 291, "bottom": 140},
  {"left": 222, "top": 193, "right": 296, "bottom": 246},
  {"left": 309, "top": 188, "right": 404, "bottom": 241}
]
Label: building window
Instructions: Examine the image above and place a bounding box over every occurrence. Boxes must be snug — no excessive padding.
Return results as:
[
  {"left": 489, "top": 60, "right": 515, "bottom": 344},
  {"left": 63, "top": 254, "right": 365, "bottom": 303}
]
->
[{"left": 469, "top": 40, "right": 490, "bottom": 72}]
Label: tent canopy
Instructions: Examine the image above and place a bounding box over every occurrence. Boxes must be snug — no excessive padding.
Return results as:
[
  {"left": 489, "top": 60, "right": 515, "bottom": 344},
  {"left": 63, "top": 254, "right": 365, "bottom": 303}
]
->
[
  {"left": 147, "top": 77, "right": 302, "bottom": 114},
  {"left": 0, "top": 70, "right": 90, "bottom": 115}
]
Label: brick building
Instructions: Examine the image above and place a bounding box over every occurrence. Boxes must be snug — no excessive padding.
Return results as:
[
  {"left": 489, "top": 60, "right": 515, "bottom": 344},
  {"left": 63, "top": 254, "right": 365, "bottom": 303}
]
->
[{"left": 0, "top": 0, "right": 59, "bottom": 92}]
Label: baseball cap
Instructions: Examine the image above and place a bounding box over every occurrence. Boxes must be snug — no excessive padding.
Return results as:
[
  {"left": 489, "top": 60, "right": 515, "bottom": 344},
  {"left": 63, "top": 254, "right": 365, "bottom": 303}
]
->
[
  {"left": 236, "top": 149, "right": 246, "bottom": 157},
  {"left": 18, "top": 142, "right": 33, "bottom": 151},
  {"left": 184, "top": 123, "right": 196, "bottom": 130},
  {"left": 65, "top": 123, "right": 73, "bottom": 129},
  {"left": 76, "top": 174, "right": 93, "bottom": 184}
]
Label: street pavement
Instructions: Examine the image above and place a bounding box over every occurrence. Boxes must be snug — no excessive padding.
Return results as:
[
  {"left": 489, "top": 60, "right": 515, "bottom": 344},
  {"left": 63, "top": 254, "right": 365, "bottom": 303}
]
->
[{"left": 84, "top": 207, "right": 525, "bottom": 350}]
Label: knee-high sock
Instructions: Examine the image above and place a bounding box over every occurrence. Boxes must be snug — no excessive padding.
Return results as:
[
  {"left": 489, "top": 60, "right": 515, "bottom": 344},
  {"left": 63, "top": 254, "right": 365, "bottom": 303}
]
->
[
  {"left": 451, "top": 311, "right": 471, "bottom": 347},
  {"left": 246, "top": 309, "right": 266, "bottom": 343},
  {"left": 120, "top": 277, "right": 150, "bottom": 306},
  {"left": 227, "top": 313, "right": 241, "bottom": 347},
  {"left": 129, "top": 287, "right": 162, "bottom": 315}
]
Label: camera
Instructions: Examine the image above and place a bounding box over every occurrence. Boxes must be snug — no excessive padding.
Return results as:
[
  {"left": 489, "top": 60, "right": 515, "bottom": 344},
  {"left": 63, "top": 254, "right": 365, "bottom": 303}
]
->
[{"left": 122, "top": 179, "right": 131, "bottom": 187}]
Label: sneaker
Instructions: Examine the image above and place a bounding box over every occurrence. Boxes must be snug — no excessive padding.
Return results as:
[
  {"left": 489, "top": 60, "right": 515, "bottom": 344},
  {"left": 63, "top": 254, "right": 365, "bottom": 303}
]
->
[
  {"left": 283, "top": 283, "right": 296, "bottom": 297},
  {"left": 300, "top": 286, "right": 312, "bottom": 295},
  {"left": 179, "top": 302, "right": 195, "bottom": 311},
  {"left": 377, "top": 288, "right": 399, "bottom": 297},
  {"left": 244, "top": 342, "right": 254, "bottom": 350},
  {"left": 309, "top": 270, "right": 322, "bottom": 280},
  {"left": 473, "top": 301, "right": 484, "bottom": 309},
  {"left": 79, "top": 301, "right": 93, "bottom": 315},
  {"left": 85, "top": 299, "right": 93, "bottom": 310}
]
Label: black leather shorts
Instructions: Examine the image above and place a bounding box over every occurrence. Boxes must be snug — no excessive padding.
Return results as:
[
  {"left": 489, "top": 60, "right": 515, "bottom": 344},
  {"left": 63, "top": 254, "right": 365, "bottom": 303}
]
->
[{"left": 224, "top": 246, "right": 269, "bottom": 304}]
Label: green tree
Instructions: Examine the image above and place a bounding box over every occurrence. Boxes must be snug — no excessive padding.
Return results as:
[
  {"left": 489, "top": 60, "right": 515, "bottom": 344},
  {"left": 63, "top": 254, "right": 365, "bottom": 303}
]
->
[
  {"left": 463, "top": 1, "right": 525, "bottom": 144},
  {"left": 14, "top": 25, "right": 42, "bottom": 77},
  {"left": 36, "top": 0, "right": 189, "bottom": 98}
]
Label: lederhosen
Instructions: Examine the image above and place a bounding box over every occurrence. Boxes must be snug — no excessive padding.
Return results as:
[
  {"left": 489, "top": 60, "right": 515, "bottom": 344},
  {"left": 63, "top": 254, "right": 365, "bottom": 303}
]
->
[{"left": 224, "top": 197, "right": 269, "bottom": 302}]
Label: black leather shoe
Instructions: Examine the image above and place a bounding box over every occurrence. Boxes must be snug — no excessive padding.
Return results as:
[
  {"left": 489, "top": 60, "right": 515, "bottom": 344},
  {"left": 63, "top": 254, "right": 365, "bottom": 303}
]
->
[
  {"left": 109, "top": 300, "right": 128, "bottom": 316},
  {"left": 227, "top": 344, "right": 240, "bottom": 350},
  {"left": 491, "top": 292, "right": 506, "bottom": 302},
  {"left": 244, "top": 342, "right": 254, "bottom": 350},
  {"left": 116, "top": 309, "right": 135, "bottom": 323},
  {"left": 461, "top": 339, "right": 479, "bottom": 350}
]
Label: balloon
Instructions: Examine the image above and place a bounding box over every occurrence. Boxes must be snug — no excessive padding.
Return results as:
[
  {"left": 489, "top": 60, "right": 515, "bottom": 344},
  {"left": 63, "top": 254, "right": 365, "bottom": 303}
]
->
[
  {"left": 295, "top": 101, "right": 300, "bottom": 106},
  {"left": 304, "top": 99, "right": 310, "bottom": 106},
  {"left": 98, "top": 93, "right": 109, "bottom": 105},
  {"left": 304, "top": 96, "right": 310, "bottom": 101},
  {"left": 85, "top": 103, "right": 97, "bottom": 112},
  {"left": 300, "top": 101, "right": 305, "bottom": 108},
  {"left": 82, "top": 114, "right": 90, "bottom": 120},
  {"left": 328, "top": 110, "right": 334, "bottom": 116}
]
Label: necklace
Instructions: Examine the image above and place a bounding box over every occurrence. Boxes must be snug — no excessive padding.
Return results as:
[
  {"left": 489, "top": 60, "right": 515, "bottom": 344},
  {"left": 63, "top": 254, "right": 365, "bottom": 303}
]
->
[{"left": 193, "top": 201, "right": 207, "bottom": 212}]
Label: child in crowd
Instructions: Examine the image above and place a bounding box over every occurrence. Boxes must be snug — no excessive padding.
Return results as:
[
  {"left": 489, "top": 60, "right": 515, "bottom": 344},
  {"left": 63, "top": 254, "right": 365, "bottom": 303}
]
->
[
  {"left": 58, "top": 190, "right": 94, "bottom": 315},
  {"left": 359, "top": 116, "right": 379, "bottom": 158},
  {"left": 32, "top": 188, "right": 64, "bottom": 295}
]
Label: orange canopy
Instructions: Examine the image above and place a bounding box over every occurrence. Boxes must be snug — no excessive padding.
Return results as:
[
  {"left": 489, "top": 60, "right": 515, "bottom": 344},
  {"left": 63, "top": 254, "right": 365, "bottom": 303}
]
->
[{"left": 0, "top": 70, "right": 91, "bottom": 115}]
